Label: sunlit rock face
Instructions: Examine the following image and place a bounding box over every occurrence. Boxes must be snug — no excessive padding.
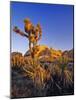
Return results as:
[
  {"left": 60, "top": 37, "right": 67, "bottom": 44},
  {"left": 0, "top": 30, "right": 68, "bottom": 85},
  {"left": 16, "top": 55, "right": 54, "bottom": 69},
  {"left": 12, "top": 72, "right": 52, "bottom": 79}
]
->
[{"left": 24, "top": 45, "right": 62, "bottom": 62}]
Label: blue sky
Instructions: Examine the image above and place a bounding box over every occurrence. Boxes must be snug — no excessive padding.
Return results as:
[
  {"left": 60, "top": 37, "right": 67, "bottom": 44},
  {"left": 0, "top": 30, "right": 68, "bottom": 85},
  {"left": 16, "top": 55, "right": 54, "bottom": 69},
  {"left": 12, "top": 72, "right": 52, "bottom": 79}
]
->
[{"left": 11, "top": 2, "right": 74, "bottom": 54}]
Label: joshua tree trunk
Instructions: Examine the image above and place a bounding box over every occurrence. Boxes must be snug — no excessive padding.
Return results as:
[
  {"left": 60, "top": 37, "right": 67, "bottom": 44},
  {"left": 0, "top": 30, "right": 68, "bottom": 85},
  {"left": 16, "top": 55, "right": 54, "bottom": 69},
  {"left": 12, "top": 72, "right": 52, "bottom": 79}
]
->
[{"left": 32, "top": 41, "right": 37, "bottom": 68}]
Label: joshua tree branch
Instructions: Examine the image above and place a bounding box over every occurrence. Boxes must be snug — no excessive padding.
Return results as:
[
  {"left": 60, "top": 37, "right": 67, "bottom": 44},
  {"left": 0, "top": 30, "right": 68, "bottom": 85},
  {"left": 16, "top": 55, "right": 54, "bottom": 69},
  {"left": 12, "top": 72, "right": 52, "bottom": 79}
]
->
[{"left": 13, "top": 26, "right": 29, "bottom": 38}]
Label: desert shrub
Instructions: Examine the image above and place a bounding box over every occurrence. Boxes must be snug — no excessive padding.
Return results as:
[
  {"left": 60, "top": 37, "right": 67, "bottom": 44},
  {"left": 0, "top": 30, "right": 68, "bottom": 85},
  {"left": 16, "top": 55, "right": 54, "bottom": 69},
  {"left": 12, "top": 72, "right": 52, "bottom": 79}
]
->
[{"left": 11, "top": 53, "right": 25, "bottom": 68}]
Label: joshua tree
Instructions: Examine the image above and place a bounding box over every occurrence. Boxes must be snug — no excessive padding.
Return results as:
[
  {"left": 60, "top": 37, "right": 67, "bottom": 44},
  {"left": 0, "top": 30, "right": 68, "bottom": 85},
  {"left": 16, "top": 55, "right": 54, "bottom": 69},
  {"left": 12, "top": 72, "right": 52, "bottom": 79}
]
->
[{"left": 13, "top": 18, "right": 42, "bottom": 67}]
